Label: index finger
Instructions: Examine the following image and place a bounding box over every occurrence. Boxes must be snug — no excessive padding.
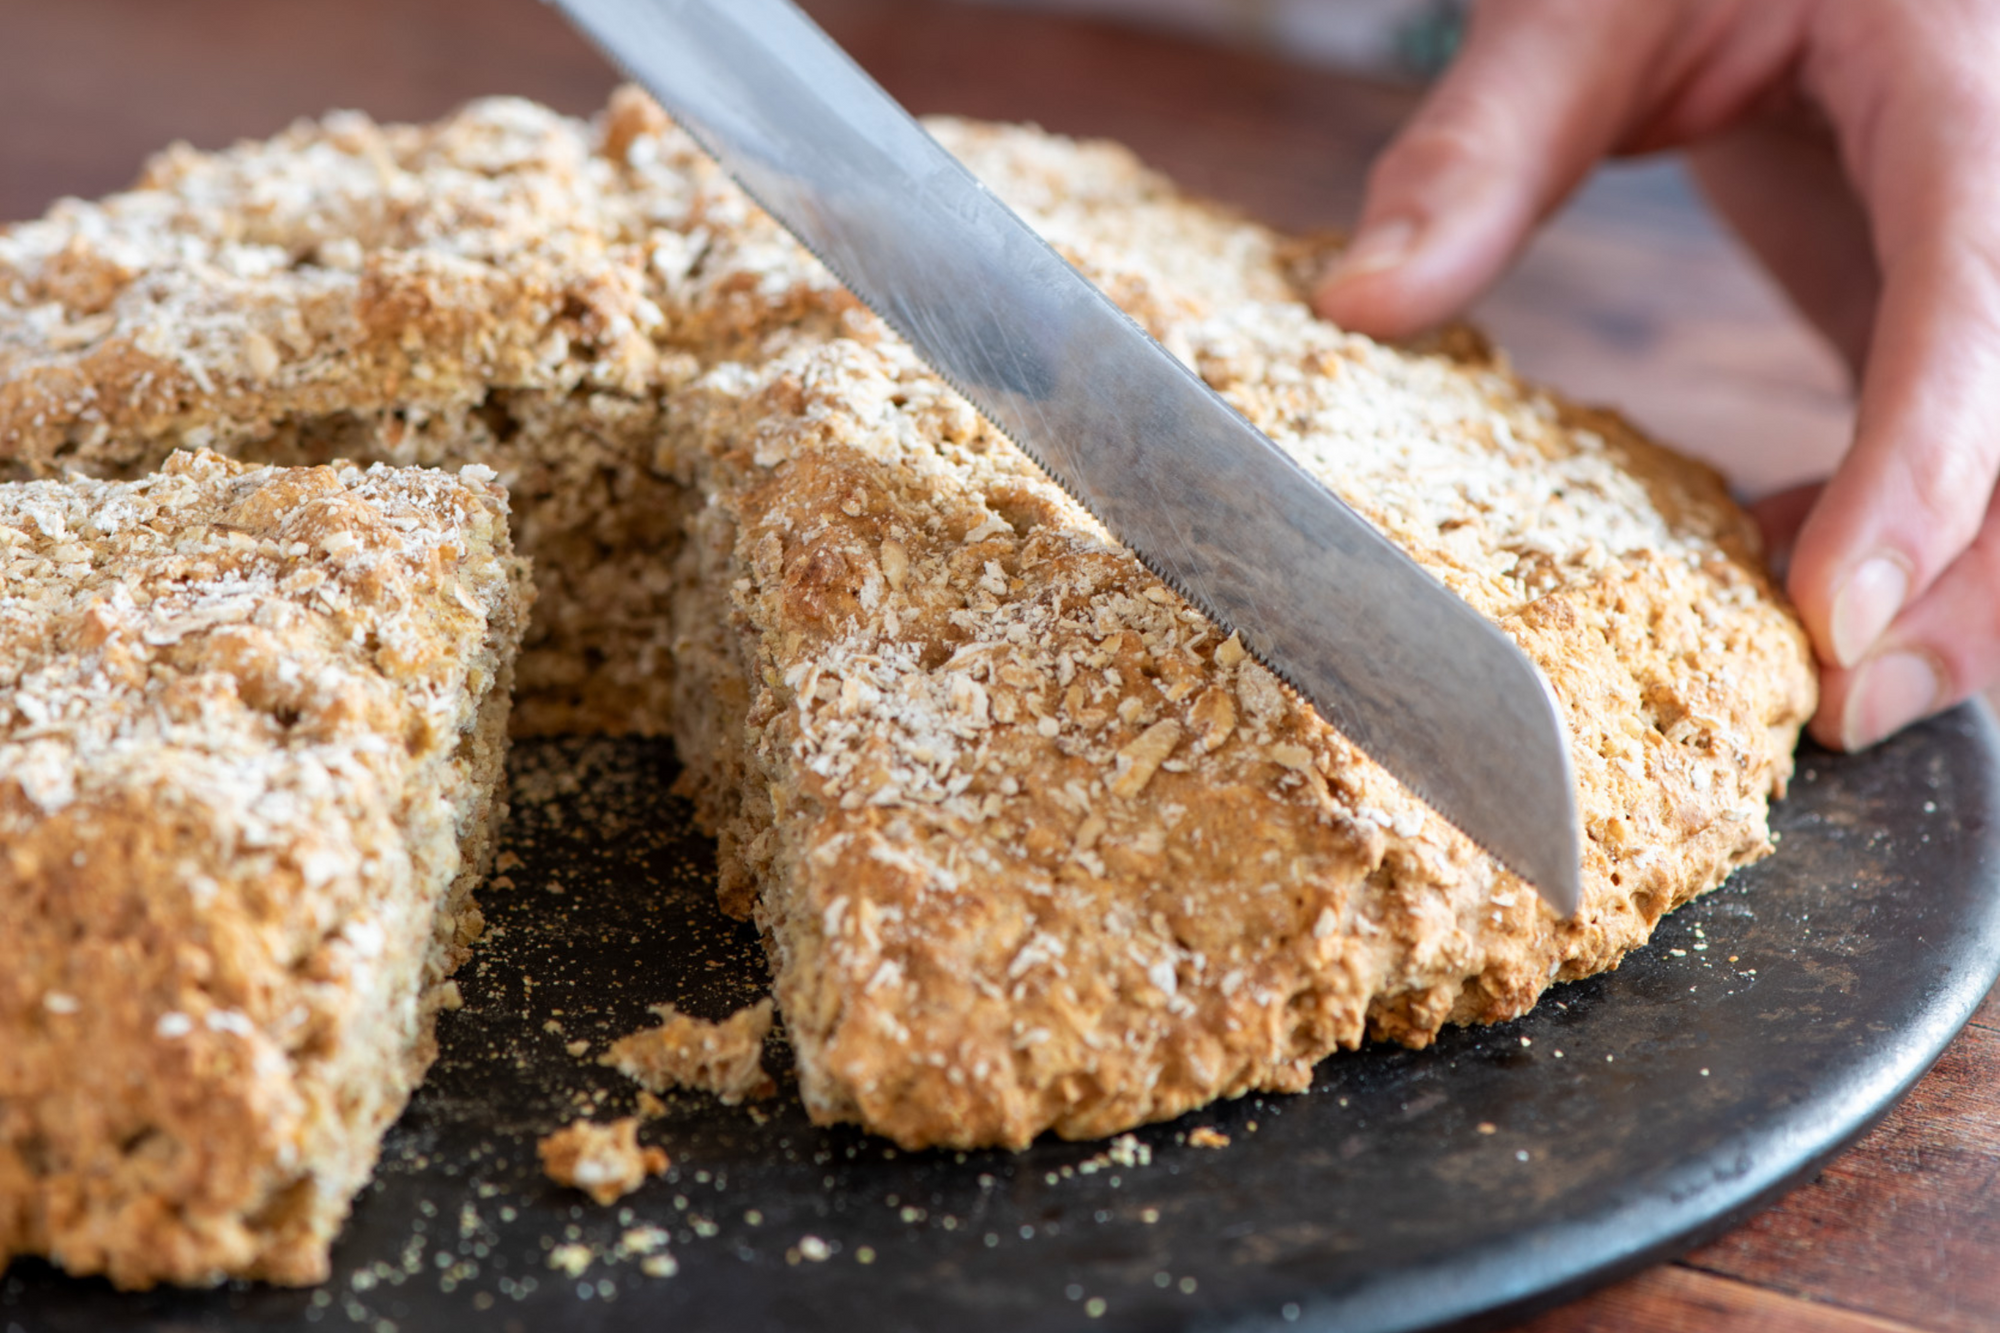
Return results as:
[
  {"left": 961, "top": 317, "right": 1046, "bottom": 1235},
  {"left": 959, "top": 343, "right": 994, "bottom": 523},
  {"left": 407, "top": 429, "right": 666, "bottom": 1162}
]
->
[{"left": 1785, "top": 1, "right": 2000, "bottom": 675}]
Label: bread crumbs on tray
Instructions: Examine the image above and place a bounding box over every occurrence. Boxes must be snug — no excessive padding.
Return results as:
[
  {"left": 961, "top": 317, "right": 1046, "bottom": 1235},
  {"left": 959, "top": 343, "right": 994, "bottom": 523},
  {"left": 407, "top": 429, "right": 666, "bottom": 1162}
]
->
[{"left": 1188, "top": 1127, "right": 1232, "bottom": 1149}]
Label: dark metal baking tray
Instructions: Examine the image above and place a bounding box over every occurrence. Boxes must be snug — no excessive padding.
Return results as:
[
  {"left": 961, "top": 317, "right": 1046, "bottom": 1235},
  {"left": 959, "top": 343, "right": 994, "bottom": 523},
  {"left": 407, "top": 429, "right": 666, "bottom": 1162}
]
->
[{"left": 8, "top": 703, "right": 2000, "bottom": 1333}]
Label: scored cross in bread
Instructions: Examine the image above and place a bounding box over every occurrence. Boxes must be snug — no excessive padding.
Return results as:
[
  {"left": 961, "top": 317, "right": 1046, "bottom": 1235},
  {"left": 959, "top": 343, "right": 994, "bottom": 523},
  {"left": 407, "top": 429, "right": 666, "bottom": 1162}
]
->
[{"left": 0, "top": 90, "right": 1815, "bottom": 1286}]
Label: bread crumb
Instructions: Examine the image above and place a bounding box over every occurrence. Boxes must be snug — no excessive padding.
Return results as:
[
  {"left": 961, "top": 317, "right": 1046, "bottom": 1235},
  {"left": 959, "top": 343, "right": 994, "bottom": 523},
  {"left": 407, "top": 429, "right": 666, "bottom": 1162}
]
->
[
  {"left": 787, "top": 1235, "right": 832, "bottom": 1264},
  {"left": 617, "top": 1224, "right": 671, "bottom": 1257},
  {"left": 548, "top": 1243, "right": 594, "bottom": 1276},
  {"left": 1188, "top": 1127, "right": 1231, "bottom": 1149},
  {"left": 603, "top": 999, "right": 775, "bottom": 1104},
  {"left": 537, "top": 1117, "right": 669, "bottom": 1206}
]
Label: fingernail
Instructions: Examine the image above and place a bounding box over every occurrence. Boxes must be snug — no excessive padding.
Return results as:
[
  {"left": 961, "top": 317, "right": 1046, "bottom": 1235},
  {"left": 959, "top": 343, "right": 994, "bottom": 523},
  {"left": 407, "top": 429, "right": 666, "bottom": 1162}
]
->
[
  {"left": 1842, "top": 649, "right": 1943, "bottom": 751},
  {"left": 1829, "top": 554, "right": 1910, "bottom": 669},
  {"left": 1324, "top": 218, "right": 1417, "bottom": 287}
]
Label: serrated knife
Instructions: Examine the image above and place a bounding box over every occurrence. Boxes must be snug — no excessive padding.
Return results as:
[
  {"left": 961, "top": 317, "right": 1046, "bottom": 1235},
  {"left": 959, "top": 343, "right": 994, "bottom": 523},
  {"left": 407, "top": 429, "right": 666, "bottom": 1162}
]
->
[{"left": 549, "top": 0, "right": 1584, "bottom": 916}]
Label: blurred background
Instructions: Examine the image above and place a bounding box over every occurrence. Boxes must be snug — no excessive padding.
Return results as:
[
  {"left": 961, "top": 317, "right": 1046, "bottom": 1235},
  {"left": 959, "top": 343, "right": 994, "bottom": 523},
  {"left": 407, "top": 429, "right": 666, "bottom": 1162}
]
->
[
  {"left": 0, "top": 0, "right": 1848, "bottom": 496},
  {"left": 958, "top": 0, "right": 1470, "bottom": 76}
]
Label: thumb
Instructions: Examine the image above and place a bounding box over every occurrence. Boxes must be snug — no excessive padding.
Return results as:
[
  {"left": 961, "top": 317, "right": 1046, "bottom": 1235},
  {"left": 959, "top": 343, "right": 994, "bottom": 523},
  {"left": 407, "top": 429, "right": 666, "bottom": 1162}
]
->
[{"left": 1315, "top": 1, "right": 1673, "bottom": 339}]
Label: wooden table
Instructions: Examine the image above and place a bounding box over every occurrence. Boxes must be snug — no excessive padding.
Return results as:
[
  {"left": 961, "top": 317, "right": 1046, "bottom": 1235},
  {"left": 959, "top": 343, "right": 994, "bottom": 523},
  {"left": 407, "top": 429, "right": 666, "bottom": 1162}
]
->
[{"left": 1, "top": 2, "right": 1993, "bottom": 1328}]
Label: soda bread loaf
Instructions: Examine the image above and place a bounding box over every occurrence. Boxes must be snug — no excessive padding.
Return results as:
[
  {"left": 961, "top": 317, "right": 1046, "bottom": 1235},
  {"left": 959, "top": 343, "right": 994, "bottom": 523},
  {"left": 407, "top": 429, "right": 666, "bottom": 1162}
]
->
[
  {"left": 0, "top": 452, "right": 528, "bottom": 1286},
  {"left": 0, "top": 90, "right": 1816, "bottom": 1281}
]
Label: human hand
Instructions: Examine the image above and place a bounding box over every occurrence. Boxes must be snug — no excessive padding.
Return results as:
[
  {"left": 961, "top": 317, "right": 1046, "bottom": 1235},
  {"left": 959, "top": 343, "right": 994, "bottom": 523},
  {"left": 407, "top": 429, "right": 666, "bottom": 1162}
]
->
[{"left": 1314, "top": 0, "right": 2000, "bottom": 752}]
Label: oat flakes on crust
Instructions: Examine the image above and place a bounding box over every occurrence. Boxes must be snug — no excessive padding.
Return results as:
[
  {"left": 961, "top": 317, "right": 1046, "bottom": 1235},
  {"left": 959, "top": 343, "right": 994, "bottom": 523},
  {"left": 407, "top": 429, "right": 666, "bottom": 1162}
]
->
[
  {"left": 0, "top": 90, "right": 1814, "bottom": 1178},
  {"left": 0, "top": 450, "right": 528, "bottom": 1286}
]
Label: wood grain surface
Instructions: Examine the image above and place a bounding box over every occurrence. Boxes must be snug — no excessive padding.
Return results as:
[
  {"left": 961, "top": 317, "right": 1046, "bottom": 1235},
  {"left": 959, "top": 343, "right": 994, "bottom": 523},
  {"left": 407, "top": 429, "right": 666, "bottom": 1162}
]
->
[{"left": 1, "top": 2, "right": 1993, "bottom": 1329}]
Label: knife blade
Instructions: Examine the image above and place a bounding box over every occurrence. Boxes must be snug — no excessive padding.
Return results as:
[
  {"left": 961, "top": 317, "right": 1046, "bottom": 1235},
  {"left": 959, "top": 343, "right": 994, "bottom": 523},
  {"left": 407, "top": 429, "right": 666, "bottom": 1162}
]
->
[{"left": 550, "top": 0, "right": 1584, "bottom": 916}]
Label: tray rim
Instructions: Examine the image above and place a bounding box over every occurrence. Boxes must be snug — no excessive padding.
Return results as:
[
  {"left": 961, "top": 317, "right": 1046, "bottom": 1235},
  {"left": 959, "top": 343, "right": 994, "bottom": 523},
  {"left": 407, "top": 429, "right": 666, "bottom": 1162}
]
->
[{"left": 1288, "top": 698, "right": 2000, "bottom": 1333}]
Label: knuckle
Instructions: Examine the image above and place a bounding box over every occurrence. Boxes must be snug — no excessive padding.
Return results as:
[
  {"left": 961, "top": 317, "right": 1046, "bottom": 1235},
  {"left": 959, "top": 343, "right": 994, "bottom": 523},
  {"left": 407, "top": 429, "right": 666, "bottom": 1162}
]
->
[
  {"left": 1900, "top": 444, "right": 1993, "bottom": 568},
  {"left": 1375, "top": 108, "right": 1517, "bottom": 190}
]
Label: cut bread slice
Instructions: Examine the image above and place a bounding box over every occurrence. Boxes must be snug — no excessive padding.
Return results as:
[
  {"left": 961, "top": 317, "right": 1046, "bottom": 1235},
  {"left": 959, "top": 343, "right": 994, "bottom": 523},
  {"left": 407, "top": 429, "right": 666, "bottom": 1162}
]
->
[{"left": 0, "top": 451, "right": 529, "bottom": 1286}]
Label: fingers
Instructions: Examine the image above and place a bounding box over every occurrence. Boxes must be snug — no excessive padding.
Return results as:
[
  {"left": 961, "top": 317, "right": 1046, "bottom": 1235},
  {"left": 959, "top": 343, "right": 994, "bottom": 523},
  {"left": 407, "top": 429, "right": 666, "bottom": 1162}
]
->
[
  {"left": 1782, "top": 3, "right": 2000, "bottom": 681},
  {"left": 1788, "top": 239, "right": 2000, "bottom": 672},
  {"left": 1314, "top": 0, "right": 2000, "bottom": 751},
  {"left": 1748, "top": 481, "right": 1824, "bottom": 579},
  {"left": 1812, "top": 488, "right": 2000, "bottom": 749},
  {"left": 1314, "top": 0, "right": 1669, "bottom": 338},
  {"left": 1687, "top": 109, "right": 1878, "bottom": 376}
]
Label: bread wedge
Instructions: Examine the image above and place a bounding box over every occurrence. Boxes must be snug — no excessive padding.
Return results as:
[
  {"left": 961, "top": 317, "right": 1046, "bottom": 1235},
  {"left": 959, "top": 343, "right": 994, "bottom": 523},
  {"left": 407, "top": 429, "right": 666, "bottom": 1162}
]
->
[{"left": 0, "top": 451, "right": 528, "bottom": 1285}]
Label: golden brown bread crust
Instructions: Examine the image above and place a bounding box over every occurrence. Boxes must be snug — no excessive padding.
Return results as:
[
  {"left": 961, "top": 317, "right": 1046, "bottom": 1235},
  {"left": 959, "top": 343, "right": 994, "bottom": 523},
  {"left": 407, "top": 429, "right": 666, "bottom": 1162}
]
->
[
  {"left": 0, "top": 450, "right": 528, "bottom": 1286},
  {"left": 0, "top": 89, "right": 1814, "bottom": 1191},
  {"left": 0, "top": 96, "right": 689, "bottom": 736},
  {"left": 669, "top": 335, "right": 1815, "bottom": 1146}
]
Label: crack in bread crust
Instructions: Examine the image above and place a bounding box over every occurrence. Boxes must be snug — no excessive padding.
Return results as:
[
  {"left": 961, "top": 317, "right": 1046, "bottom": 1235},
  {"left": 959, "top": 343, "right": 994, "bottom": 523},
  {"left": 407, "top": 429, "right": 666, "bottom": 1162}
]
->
[{"left": 0, "top": 87, "right": 1815, "bottom": 1273}]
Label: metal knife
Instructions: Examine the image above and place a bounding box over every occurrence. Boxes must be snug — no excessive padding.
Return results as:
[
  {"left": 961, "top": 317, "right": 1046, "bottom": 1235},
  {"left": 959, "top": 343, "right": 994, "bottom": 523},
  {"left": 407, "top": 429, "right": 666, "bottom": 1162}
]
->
[{"left": 550, "top": 0, "right": 1584, "bottom": 916}]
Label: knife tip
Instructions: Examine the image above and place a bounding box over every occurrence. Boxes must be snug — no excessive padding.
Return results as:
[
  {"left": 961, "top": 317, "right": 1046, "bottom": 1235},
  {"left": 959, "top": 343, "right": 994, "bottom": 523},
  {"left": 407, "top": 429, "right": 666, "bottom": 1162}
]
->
[{"left": 1534, "top": 859, "right": 1583, "bottom": 921}]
